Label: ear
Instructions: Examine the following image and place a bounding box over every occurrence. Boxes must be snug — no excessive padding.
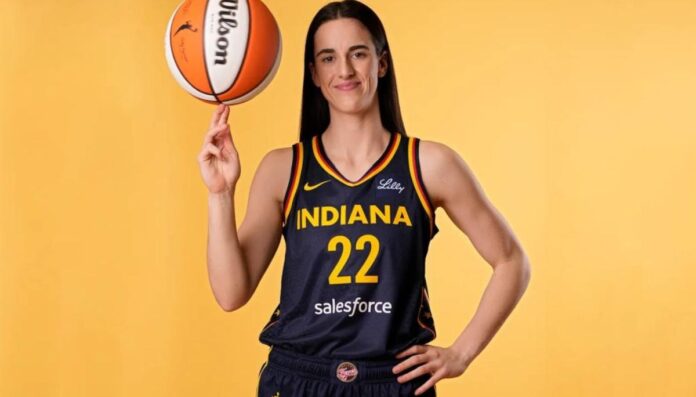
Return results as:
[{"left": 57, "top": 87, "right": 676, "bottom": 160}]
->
[
  {"left": 309, "top": 62, "right": 320, "bottom": 87},
  {"left": 378, "top": 51, "right": 389, "bottom": 78}
]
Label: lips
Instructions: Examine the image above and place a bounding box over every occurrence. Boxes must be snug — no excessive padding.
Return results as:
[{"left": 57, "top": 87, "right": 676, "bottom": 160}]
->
[{"left": 335, "top": 81, "right": 360, "bottom": 90}]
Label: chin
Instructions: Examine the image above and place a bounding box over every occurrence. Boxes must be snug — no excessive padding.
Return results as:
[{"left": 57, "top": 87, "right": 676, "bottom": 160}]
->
[
  {"left": 333, "top": 104, "right": 368, "bottom": 115},
  {"left": 328, "top": 98, "right": 370, "bottom": 114}
]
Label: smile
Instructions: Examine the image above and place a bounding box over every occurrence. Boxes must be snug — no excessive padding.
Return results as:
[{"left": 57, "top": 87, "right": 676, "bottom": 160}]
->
[{"left": 335, "top": 82, "right": 360, "bottom": 91}]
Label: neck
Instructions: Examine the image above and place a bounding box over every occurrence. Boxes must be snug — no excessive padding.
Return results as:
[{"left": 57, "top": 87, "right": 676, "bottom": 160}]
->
[{"left": 322, "top": 99, "right": 391, "bottom": 162}]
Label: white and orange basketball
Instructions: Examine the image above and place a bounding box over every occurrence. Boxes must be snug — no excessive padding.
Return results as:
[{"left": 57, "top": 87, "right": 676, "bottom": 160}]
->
[{"left": 164, "top": 0, "right": 282, "bottom": 105}]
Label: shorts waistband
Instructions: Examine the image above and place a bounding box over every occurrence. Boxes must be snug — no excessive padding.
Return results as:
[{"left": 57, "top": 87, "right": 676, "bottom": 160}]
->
[{"left": 267, "top": 346, "right": 401, "bottom": 384}]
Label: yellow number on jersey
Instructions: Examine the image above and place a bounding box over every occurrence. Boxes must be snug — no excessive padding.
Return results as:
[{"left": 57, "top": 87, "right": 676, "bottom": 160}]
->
[
  {"left": 327, "top": 234, "right": 380, "bottom": 285},
  {"left": 327, "top": 235, "right": 352, "bottom": 284},
  {"left": 355, "top": 234, "right": 379, "bottom": 283}
]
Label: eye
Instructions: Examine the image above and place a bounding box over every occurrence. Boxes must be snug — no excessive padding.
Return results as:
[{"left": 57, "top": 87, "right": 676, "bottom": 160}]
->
[
  {"left": 353, "top": 52, "right": 367, "bottom": 59},
  {"left": 321, "top": 55, "right": 334, "bottom": 63}
]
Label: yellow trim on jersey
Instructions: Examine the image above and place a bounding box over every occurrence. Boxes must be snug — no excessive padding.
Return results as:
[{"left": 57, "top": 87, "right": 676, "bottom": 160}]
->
[
  {"left": 416, "top": 286, "right": 436, "bottom": 338},
  {"left": 311, "top": 133, "right": 402, "bottom": 187},
  {"left": 256, "top": 345, "right": 274, "bottom": 395},
  {"left": 407, "top": 137, "right": 435, "bottom": 237},
  {"left": 282, "top": 143, "right": 304, "bottom": 223}
]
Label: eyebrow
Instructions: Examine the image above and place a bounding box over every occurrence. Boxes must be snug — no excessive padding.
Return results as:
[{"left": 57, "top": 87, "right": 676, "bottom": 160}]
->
[{"left": 315, "top": 44, "right": 370, "bottom": 58}]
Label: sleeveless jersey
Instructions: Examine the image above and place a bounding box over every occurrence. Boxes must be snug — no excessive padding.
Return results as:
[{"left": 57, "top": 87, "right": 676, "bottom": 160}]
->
[{"left": 258, "top": 131, "right": 439, "bottom": 360}]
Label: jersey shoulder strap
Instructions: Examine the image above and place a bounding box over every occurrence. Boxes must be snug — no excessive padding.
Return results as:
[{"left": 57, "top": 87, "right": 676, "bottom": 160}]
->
[
  {"left": 281, "top": 141, "right": 306, "bottom": 227},
  {"left": 406, "top": 136, "right": 438, "bottom": 238}
]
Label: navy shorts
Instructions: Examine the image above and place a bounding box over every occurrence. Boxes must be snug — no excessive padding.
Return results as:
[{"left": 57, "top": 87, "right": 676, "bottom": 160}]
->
[{"left": 257, "top": 346, "right": 437, "bottom": 397}]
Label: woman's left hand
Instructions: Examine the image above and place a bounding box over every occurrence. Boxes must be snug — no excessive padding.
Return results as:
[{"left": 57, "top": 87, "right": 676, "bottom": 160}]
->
[{"left": 392, "top": 344, "right": 470, "bottom": 396}]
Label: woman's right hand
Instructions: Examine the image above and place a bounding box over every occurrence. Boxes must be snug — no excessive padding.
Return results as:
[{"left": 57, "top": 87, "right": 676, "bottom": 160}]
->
[{"left": 197, "top": 104, "right": 240, "bottom": 194}]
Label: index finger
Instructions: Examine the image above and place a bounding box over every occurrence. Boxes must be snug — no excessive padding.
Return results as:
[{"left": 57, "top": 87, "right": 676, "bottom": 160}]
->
[
  {"left": 218, "top": 105, "right": 230, "bottom": 125},
  {"left": 208, "top": 103, "right": 225, "bottom": 130}
]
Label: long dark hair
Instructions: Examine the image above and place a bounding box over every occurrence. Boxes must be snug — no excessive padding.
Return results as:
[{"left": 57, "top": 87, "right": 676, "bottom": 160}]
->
[{"left": 299, "top": 0, "right": 407, "bottom": 142}]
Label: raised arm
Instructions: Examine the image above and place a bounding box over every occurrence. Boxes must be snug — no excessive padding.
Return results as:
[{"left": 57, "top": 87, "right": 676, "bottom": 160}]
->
[
  {"left": 205, "top": 147, "right": 292, "bottom": 312},
  {"left": 199, "top": 106, "right": 294, "bottom": 312}
]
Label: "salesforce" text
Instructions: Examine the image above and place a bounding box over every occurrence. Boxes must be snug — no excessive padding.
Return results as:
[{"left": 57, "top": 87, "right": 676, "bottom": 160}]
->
[{"left": 314, "top": 297, "right": 392, "bottom": 317}]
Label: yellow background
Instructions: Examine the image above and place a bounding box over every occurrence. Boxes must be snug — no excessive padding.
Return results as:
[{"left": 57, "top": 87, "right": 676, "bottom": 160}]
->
[{"left": 1, "top": 0, "right": 695, "bottom": 395}]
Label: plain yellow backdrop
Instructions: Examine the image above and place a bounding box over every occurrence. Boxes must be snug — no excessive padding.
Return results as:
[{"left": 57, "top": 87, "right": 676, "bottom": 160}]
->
[{"left": 2, "top": 0, "right": 695, "bottom": 396}]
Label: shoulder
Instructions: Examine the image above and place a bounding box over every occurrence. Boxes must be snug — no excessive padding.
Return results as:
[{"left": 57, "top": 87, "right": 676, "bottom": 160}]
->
[
  {"left": 416, "top": 138, "right": 456, "bottom": 167},
  {"left": 415, "top": 138, "right": 474, "bottom": 209},
  {"left": 261, "top": 145, "right": 295, "bottom": 165},
  {"left": 254, "top": 144, "right": 297, "bottom": 203}
]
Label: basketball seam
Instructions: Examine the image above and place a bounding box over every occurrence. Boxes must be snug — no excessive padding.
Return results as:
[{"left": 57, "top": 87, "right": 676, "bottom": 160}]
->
[
  {"left": 222, "top": 0, "right": 252, "bottom": 97},
  {"left": 201, "top": 0, "right": 221, "bottom": 102},
  {"left": 166, "top": 3, "right": 213, "bottom": 97}
]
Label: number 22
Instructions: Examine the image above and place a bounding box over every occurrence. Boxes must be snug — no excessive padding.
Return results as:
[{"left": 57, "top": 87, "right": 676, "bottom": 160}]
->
[{"left": 327, "top": 234, "right": 380, "bottom": 285}]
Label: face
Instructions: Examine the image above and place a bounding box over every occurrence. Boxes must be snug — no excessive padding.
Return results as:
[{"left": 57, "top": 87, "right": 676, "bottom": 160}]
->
[{"left": 309, "top": 18, "right": 388, "bottom": 114}]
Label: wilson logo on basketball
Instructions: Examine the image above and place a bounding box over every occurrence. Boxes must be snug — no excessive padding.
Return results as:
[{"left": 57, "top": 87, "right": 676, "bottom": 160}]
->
[{"left": 214, "top": 0, "right": 239, "bottom": 65}]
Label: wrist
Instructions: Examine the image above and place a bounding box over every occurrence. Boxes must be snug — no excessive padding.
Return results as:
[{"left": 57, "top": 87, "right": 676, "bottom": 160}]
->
[
  {"left": 450, "top": 340, "right": 479, "bottom": 366},
  {"left": 208, "top": 187, "right": 235, "bottom": 201}
]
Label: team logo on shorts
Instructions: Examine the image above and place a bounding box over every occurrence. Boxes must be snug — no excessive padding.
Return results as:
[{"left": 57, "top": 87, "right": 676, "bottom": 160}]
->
[{"left": 336, "top": 361, "right": 358, "bottom": 382}]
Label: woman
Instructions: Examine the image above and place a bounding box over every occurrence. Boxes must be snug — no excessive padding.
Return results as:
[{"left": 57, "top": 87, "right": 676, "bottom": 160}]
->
[{"left": 197, "top": 1, "right": 531, "bottom": 396}]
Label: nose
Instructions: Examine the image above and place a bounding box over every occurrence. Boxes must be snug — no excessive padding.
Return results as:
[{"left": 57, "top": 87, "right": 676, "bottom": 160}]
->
[{"left": 339, "top": 55, "right": 355, "bottom": 78}]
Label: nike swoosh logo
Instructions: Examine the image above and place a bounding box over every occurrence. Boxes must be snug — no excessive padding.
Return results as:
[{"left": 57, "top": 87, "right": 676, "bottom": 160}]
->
[{"left": 304, "top": 179, "right": 331, "bottom": 191}]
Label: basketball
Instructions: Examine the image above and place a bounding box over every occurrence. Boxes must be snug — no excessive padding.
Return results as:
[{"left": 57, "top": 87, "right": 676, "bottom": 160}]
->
[{"left": 164, "top": 0, "right": 282, "bottom": 105}]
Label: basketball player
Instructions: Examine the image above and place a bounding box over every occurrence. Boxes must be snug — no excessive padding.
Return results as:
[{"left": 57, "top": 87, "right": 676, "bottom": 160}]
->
[{"left": 197, "top": 1, "right": 531, "bottom": 396}]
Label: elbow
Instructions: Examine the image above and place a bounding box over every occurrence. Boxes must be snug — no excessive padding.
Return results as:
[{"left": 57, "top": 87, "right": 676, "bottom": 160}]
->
[
  {"left": 219, "top": 296, "right": 237, "bottom": 312},
  {"left": 519, "top": 254, "right": 532, "bottom": 291},
  {"left": 217, "top": 290, "right": 251, "bottom": 312},
  {"left": 220, "top": 297, "right": 247, "bottom": 312},
  {"left": 494, "top": 249, "right": 532, "bottom": 291},
  {"left": 221, "top": 302, "right": 242, "bottom": 312}
]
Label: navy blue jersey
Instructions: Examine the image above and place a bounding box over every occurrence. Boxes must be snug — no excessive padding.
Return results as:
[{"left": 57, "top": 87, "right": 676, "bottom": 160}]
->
[{"left": 258, "top": 131, "right": 439, "bottom": 360}]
